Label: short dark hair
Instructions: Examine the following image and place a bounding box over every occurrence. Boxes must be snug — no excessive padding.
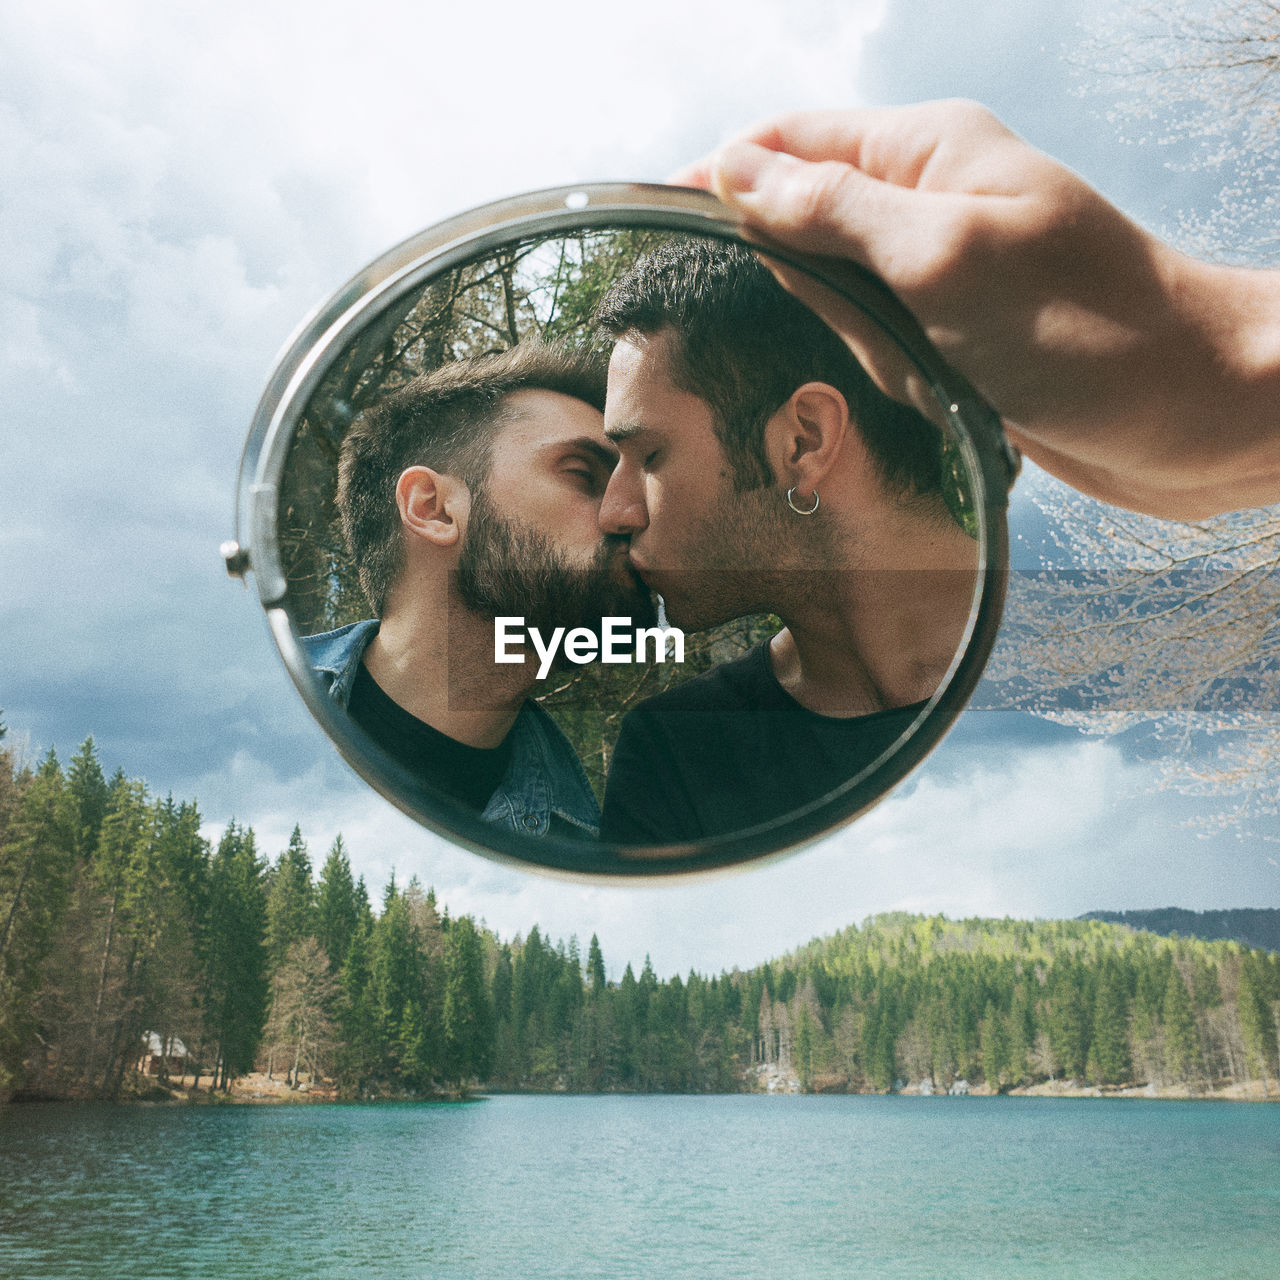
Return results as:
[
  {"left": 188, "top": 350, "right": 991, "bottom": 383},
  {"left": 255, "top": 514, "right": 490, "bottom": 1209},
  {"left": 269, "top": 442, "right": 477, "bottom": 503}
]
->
[
  {"left": 337, "top": 341, "right": 607, "bottom": 616},
  {"left": 595, "top": 237, "right": 945, "bottom": 496}
]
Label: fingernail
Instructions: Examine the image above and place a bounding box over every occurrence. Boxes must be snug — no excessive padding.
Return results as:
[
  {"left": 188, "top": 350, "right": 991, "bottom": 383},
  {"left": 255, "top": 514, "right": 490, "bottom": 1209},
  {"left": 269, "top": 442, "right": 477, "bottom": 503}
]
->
[{"left": 712, "top": 141, "right": 776, "bottom": 196}]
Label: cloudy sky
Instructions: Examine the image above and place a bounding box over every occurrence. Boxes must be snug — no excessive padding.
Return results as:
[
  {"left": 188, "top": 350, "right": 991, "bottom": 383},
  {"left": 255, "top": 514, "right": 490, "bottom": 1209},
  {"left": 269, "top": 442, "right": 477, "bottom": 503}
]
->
[{"left": 4, "top": 0, "right": 1277, "bottom": 978}]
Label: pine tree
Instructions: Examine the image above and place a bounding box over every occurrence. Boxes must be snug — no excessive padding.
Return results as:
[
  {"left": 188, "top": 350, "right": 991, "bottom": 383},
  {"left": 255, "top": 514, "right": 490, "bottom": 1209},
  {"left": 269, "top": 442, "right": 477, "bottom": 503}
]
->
[
  {"left": 1162, "top": 965, "right": 1203, "bottom": 1084},
  {"left": 66, "top": 738, "right": 109, "bottom": 860},
  {"left": 1236, "top": 953, "right": 1279, "bottom": 1089},
  {"left": 1047, "top": 961, "right": 1092, "bottom": 1080},
  {"left": 863, "top": 994, "right": 897, "bottom": 1092},
  {"left": 137, "top": 796, "right": 209, "bottom": 1086},
  {"left": 316, "top": 835, "right": 359, "bottom": 972},
  {"left": 980, "top": 999, "right": 1010, "bottom": 1090},
  {"left": 368, "top": 884, "right": 435, "bottom": 1090},
  {"left": 1130, "top": 951, "right": 1168, "bottom": 1083},
  {"left": 587, "top": 933, "right": 607, "bottom": 995},
  {"left": 489, "top": 944, "right": 518, "bottom": 1087},
  {"left": 1088, "top": 962, "right": 1132, "bottom": 1086},
  {"left": 796, "top": 1003, "right": 814, "bottom": 1090},
  {"left": 336, "top": 915, "right": 378, "bottom": 1095},
  {"left": 510, "top": 926, "right": 547, "bottom": 1082},
  {"left": 441, "top": 916, "right": 494, "bottom": 1089},
  {"left": 616, "top": 962, "right": 639, "bottom": 1086},
  {"left": 203, "top": 823, "right": 269, "bottom": 1089},
  {"left": 80, "top": 775, "right": 154, "bottom": 1095},
  {"left": 1006, "top": 980, "right": 1035, "bottom": 1084},
  {"left": 265, "top": 826, "right": 316, "bottom": 970},
  {"left": 0, "top": 750, "right": 76, "bottom": 1096}
]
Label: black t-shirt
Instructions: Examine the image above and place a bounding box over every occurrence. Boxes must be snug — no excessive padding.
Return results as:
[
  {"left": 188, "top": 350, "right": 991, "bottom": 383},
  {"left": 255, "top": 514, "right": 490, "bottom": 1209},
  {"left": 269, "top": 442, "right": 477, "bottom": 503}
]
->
[
  {"left": 347, "top": 662, "right": 512, "bottom": 812},
  {"left": 600, "top": 642, "right": 926, "bottom": 844}
]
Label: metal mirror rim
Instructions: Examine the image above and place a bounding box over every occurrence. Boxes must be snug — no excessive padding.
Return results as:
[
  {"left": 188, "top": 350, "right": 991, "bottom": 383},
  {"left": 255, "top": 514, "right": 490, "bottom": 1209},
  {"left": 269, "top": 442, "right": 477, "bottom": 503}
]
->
[{"left": 228, "top": 182, "right": 1013, "bottom": 881}]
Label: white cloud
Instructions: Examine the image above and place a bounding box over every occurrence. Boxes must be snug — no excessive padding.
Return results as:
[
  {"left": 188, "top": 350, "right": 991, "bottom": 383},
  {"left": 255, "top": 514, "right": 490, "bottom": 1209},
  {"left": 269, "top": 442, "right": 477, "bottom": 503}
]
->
[
  {"left": 5, "top": 0, "right": 1272, "bottom": 983},
  {"left": 206, "top": 733, "right": 1278, "bottom": 980}
]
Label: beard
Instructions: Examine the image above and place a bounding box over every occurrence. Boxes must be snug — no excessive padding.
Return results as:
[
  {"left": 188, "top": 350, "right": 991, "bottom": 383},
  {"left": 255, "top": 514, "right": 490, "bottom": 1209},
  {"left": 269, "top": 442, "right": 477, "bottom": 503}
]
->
[
  {"left": 653, "top": 483, "right": 796, "bottom": 633},
  {"left": 456, "top": 487, "right": 658, "bottom": 641}
]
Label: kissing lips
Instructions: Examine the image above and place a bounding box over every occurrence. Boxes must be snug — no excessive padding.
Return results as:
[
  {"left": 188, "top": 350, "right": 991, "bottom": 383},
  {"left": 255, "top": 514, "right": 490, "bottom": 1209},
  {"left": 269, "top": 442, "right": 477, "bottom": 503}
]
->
[{"left": 609, "top": 545, "right": 646, "bottom": 592}]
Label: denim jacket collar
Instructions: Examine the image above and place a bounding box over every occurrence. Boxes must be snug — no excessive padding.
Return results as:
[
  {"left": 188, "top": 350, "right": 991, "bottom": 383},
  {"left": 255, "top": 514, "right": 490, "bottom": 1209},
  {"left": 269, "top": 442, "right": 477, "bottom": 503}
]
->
[{"left": 302, "top": 620, "right": 600, "bottom": 839}]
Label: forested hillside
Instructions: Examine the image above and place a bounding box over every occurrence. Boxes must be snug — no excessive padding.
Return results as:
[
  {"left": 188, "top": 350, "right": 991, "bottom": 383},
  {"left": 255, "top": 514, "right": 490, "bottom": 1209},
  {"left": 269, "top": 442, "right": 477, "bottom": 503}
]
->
[
  {"left": 2, "top": 733, "right": 1278, "bottom": 1102},
  {"left": 1082, "top": 909, "right": 1280, "bottom": 954}
]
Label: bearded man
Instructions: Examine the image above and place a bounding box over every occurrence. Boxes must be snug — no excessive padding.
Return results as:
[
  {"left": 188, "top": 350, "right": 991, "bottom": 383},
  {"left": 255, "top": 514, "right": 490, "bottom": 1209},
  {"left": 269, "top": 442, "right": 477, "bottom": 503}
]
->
[
  {"left": 594, "top": 239, "right": 978, "bottom": 844},
  {"left": 304, "top": 342, "right": 654, "bottom": 839}
]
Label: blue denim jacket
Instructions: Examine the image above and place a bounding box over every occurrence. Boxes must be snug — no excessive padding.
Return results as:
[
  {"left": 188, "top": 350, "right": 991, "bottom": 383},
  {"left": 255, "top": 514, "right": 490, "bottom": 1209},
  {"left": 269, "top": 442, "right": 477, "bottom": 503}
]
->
[{"left": 302, "top": 620, "right": 600, "bottom": 840}]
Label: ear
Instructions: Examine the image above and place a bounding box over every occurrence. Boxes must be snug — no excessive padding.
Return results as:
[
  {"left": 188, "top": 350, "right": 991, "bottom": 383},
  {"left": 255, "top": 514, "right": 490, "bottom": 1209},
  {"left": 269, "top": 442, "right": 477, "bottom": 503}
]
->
[
  {"left": 764, "top": 381, "right": 851, "bottom": 495},
  {"left": 395, "top": 466, "right": 469, "bottom": 549}
]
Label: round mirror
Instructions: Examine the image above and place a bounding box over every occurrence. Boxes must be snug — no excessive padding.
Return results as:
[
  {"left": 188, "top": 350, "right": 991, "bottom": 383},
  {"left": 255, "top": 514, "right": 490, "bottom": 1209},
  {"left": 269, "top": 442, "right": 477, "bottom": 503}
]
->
[{"left": 227, "top": 185, "right": 1015, "bottom": 877}]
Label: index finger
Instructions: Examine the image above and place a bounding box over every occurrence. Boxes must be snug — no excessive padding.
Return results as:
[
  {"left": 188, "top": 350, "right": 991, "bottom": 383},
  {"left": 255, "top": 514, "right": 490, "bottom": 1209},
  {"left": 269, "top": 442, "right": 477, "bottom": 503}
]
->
[
  {"left": 740, "top": 105, "right": 977, "bottom": 190},
  {"left": 666, "top": 160, "right": 713, "bottom": 188},
  {"left": 665, "top": 110, "right": 876, "bottom": 189},
  {"left": 676, "top": 102, "right": 1016, "bottom": 195}
]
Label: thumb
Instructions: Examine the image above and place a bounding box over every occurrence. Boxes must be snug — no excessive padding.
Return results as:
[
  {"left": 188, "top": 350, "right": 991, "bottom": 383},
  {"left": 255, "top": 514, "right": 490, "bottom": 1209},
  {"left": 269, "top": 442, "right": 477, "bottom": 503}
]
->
[{"left": 710, "top": 140, "right": 913, "bottom": 277}]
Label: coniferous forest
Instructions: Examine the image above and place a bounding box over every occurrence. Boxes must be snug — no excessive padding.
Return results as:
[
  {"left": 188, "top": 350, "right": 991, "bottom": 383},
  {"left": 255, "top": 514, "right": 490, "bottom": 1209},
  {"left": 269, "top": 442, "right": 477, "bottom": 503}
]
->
[{"left": 2, "top": 732, "right": 1279, "bottom": 1104}]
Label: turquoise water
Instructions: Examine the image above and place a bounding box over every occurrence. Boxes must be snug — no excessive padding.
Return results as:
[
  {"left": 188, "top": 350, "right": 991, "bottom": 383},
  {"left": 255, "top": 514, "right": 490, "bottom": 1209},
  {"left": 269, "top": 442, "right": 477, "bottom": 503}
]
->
[{"left": 1, "top": 1095, "right": 1277, "bottom": 1279}]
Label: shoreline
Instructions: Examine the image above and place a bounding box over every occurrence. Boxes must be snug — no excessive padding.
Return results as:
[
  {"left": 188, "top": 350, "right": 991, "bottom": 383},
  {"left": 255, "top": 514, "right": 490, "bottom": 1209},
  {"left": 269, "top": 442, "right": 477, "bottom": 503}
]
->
[{"left": 8, "top": 1070, "right": 1278, "bottom": 1106}]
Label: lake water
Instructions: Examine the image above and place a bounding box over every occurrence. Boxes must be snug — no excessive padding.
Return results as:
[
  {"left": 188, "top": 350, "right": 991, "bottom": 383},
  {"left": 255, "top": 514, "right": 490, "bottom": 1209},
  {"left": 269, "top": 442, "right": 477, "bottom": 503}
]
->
[{"left": 1, "top": 1095, "right": 1277, "bottom": 1279}]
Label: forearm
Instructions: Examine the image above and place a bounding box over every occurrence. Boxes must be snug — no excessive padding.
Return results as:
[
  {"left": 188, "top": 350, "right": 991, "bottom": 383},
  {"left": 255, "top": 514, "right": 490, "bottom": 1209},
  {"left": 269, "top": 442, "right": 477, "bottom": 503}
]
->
[
  {"left": 1007, "top": 248, "right": 1280, "bottom": 520},
  {"left": 1176, "top": 256, "right": 1280, "bottom": 516}
]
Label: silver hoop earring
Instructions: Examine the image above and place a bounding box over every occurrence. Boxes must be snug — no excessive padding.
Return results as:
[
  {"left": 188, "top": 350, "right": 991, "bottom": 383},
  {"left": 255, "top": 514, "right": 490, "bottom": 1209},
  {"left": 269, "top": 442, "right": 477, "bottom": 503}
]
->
[{"left": 786, "top": 486, "right": 820, "bottom": 516}]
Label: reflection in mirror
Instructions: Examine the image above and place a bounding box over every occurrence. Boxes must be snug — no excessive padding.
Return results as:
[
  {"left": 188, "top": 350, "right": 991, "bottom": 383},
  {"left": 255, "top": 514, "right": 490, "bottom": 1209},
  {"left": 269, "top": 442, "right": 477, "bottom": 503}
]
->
[{"left": 273, "top": 224, "right": 984, "bottom": 864}]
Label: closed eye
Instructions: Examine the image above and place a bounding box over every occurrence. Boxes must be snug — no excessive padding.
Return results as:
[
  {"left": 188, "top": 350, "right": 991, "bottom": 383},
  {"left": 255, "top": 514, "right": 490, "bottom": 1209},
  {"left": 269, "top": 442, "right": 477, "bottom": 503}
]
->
[{"left": 563, "top": 459, "right": 608, "bottom": 494}]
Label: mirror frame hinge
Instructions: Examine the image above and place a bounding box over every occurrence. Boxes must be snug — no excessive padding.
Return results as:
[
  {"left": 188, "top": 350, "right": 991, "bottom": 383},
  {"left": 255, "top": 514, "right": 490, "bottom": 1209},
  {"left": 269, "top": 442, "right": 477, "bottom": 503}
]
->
[{"left": 221, "top": 539, "right": 250, "bottom": 580}]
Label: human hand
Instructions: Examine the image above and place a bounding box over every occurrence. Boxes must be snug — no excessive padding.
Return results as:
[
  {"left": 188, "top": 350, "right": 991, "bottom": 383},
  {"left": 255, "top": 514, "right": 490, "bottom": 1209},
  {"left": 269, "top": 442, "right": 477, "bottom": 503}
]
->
[{"left": 676, "top": 101, "right": 1280, "bottom": 518}]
